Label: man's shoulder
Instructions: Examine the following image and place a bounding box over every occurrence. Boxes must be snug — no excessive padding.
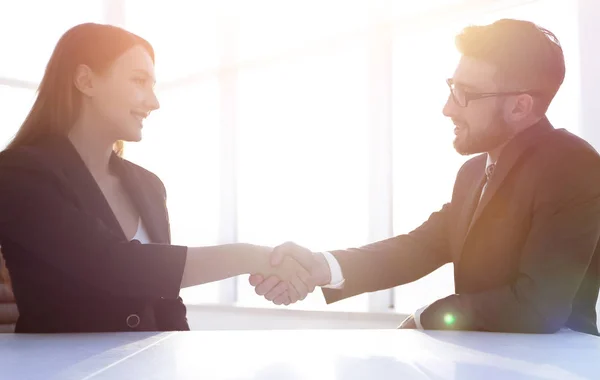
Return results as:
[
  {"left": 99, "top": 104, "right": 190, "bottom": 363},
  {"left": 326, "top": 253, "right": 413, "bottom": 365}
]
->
[
  {"left": 543, "top": 127, "right": 599, "bottom": 155},
  {"left": 531, "top": 127, "right": 600, "bottom": 172}
]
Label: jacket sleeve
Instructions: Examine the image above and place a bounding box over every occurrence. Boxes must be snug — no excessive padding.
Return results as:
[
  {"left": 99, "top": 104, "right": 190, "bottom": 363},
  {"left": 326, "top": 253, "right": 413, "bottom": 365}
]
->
[
  {"left": 0, "top": 150, "right": 187, "bottom": 300},
  {"left": 323, "top": 202, "right": 452, "bottom": 303}
]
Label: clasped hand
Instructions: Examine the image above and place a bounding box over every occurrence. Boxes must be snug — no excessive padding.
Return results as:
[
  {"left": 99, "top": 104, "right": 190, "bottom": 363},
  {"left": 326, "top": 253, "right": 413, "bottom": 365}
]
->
[{"left": 251, "top": 242, "right": 329, "bottom": 305}]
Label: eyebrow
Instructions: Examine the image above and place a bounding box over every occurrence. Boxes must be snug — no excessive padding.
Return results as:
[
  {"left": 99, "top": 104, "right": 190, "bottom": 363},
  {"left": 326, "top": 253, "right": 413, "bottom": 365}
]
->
[
  {"left": 133, "top": 69, "right": 156, "bottom": 85},
  {"left": 450, "top": 78, "right": 481, "bottom": 91}
]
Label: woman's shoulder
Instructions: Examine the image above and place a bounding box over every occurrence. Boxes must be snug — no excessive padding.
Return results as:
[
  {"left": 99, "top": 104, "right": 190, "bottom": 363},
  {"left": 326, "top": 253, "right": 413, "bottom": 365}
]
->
[
  {"left": 0, "top": 138, "right": 63, "bottom": 171},
  {"left": 119, "top": 158, "right": 167, "bottom": 198}
]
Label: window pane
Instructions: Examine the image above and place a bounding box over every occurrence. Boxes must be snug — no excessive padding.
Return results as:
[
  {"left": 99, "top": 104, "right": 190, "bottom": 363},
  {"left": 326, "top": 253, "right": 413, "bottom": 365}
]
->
[
  {"left": 0, "top": 0, "right": 104, "bottom": 82},
  {"left": 392, "top": 0, "right": 466, "bottom": 18},
  {"left": 124, "top": 0, "right": 220, "bottom": 83},
  {"left": 124, "top": 80, "right": 221, "bottom": 304},
  {"left": 0, "top": 86, "right": 36, "bottom": 148},
  {"left": 235, "top": 39, "right": 370, "bottom": 312},
  {"left": 392, "top": 26, "right": 463, "bottom": 313},
  {"left": 392, "top": 0, "right": 579, "bottom": 313},
  {"left": 236, "top": 0, "right": 369, "bottom": 62}
]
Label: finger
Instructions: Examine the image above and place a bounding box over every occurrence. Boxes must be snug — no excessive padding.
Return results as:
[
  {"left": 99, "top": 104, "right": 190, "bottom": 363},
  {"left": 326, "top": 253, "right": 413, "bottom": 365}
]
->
[
  {"left": 273, "top": 292, "right": 291, "bottom": 306},
  {"left": 280, "top": 242, "right": 316, "bottom": 270},
  {"left": 0, "top": 303, "right": 18, "bottom": 324},
  {"left": 398, "top": 315, "right": 415, "bottom": 329},
  {"left": 248, "top": 274, "right": 264, "bottom": 287},
  {"left": 296, "top": 265, "right": 316, "bottom": 294},
  {"left": 255, "top": 276, "right": 280, "bottom": 296},
  {"left": 0, "top": 324, "right": 15, "bottom": 333},
  {"left": 0, "top": 284, "right": 14, "bottom": 303},
  {"left": 286, "top": 282, "right": 300, "bottom": 303},
  {"left": 289, "top": 274, "right": 309, "bottom": 301},
  {"left": 264, "top": 281, "right": 288, "bottom": 301},
  {"left": 270, "top": 241, "right": 295, "bottom": 266}
]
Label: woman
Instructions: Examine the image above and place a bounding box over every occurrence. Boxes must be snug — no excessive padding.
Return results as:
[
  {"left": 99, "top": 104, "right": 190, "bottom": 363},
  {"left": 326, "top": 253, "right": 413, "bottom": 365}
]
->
[{"left": 0, "top": 23, "right": 307, "bottom": 333}]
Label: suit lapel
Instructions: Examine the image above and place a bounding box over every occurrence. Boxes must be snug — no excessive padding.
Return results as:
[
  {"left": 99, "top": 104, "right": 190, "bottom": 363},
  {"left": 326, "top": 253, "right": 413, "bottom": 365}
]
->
[
  {"left": 464, "top": 118, "right": 553, "bottom": 242},
  {"left": 52, "top": 137, "right": 169, "bottom": 244},
  {"left": 111, "top": 156, "right": 170, "bottom": 244},
  {"left": 454, "top": 155, "right": 486, "bottom": 260},
  {"left": 55, "top": 138, "right": 127, "bottom": 240}
]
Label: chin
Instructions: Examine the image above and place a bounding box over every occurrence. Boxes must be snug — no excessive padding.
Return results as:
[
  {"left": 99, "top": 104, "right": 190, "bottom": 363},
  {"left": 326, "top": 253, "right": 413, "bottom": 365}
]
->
[
  {"left": 129, "top": 134, "right": 143, "bottom": 143},
  {"left": 120, "top": 129, "right": 143, "bottom": 143},
  {"left": 453, "top": 137, "right": 467, "bottom": 155},
  {"left": 453, "top": 138, "right": 477, "bottom": 156}
]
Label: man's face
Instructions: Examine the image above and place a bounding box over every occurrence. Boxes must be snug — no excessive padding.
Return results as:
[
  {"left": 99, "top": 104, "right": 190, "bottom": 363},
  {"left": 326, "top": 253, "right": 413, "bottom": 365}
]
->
[{"left": 443, "top": 56, "right": 514, "bottom": 156}]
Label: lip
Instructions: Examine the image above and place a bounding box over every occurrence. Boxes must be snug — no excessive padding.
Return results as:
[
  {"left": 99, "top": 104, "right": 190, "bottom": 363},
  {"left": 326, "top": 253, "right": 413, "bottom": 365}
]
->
[{"left": 131, "top": 111, "right": 147, "bottom": 124}]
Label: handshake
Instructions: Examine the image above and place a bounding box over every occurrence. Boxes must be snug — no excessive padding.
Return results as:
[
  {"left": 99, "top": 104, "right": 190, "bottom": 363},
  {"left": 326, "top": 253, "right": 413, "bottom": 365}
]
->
[{"left": 249, "top": 242, "right": 333, "bottom": 305}]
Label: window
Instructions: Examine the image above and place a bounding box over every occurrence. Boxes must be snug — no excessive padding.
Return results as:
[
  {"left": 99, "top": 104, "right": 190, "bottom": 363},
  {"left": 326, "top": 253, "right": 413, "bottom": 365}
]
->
[
  {"left": 122, "top": 1, "right": 379, "bottom": 312},
  {"left": 0, "top": 0, "right": 104, "bottom": 82},
  {"left": 392, "top": 0, "right": 466, "bottom": 19},
  {"left": 234, "top": 39, "right": 371, "bottom": 311},
  {"left": 391, "top": 0, "right": 580, "bottom": 313},
  {"left": 124, "top": 81, "right": 222, "bottom": 304},
  {"left": 124, "top": 0, "right": 221, "bottom": 83},
  {"left": 0, "top": 86, "right": 36, "bottom": 148},
  {"left": 235, "top": 0, "right": 369, "bottom": 62}
]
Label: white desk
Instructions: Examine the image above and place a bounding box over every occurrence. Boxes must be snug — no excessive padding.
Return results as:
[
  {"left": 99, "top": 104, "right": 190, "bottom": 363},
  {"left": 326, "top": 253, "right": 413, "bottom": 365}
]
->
[{"left": 1, "top": 329, "right": 599, "bottom": 379}]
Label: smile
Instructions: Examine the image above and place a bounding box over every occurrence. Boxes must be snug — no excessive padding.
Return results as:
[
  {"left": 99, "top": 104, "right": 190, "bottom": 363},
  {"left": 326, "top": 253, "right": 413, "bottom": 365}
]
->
[{"left": 131, "top": 111, "right": 148, "bottom": 123}]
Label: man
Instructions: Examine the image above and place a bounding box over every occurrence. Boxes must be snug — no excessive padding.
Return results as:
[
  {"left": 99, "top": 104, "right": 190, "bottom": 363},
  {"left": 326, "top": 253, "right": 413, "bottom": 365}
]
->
[
  {"left": 0, "top": 253, "right": 18, "bottom": 333},
  {"left": 250, "top": 19, "right": 600, "bottom": 335}
]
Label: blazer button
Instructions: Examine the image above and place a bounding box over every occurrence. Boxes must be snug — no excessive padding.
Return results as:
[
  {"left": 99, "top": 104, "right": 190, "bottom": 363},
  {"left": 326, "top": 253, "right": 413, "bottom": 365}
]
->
[{"left": 126, "top": 314, "right": 141, "bottom": 328}]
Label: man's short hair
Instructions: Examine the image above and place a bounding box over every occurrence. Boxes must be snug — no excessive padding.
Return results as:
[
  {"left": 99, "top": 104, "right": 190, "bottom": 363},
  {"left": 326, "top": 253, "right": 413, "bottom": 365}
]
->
[{"left": 456, "top": 18, "right": 565, "bottom": 114}]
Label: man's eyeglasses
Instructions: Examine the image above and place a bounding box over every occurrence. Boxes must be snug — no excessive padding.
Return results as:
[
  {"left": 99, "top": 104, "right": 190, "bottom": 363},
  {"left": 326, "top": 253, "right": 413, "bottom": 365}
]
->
[{"left": 446, "top": 78, "right": 541, "bottom": 107}]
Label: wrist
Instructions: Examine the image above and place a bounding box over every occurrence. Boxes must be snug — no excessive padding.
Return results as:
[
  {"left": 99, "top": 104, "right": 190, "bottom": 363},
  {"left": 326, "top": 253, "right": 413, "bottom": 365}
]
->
[
  {"left": 313, "top": 252, "right": 332, "bottom": 286},
  {"left": 246, "top": 244, "right": 272, "bottom": 275}
]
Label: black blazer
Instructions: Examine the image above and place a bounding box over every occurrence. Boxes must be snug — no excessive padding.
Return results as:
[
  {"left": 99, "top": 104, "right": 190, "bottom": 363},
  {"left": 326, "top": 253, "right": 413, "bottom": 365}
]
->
[
  {"left": 324, "top": 118, "right": 600, "bottom": 335},
  {"left": 0, "top": 136, "right": 190, "bottom": 333}
]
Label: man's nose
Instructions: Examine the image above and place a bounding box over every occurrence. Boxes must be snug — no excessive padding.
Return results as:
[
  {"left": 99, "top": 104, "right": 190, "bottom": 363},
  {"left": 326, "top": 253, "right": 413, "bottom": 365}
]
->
[{"left": 443, "top": 94, "right": 458, "bottom": 118}]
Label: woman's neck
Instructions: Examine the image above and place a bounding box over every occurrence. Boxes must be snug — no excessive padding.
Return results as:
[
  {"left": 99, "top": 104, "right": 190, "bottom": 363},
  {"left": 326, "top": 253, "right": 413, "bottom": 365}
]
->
[{"left": 68, "top": 124, "right": 115, "bottom": 182}]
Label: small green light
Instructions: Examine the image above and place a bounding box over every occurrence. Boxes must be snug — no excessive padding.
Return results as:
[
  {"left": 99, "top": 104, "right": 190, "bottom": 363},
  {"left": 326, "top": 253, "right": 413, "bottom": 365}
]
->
[{"left": 444, "top": 313, "right": 456, "bottom": 325}]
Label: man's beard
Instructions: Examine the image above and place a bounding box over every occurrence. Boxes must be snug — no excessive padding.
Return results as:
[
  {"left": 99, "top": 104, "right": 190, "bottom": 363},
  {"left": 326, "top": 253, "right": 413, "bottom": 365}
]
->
[{"left": 453, "top": 108, "right": 513, "bottom": 156}]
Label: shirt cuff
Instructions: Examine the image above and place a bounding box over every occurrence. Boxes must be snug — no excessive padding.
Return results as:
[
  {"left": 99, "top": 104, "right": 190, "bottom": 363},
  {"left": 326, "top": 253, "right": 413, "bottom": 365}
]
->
[
  {"left": 320, "top": 251, "right": 345, "bottom": 289},
  {"left": 414, "top": 304, "right": 429, "bottom": 330}
]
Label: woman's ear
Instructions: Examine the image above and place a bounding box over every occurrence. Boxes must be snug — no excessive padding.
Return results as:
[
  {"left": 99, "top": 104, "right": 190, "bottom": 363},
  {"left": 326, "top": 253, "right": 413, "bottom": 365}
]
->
[{"left": 73, "top": 64, "right": 96, "bottom": 97}]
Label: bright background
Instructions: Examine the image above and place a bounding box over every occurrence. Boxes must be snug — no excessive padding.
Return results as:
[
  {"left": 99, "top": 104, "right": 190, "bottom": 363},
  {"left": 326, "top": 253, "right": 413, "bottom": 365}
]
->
[{"left": 1, "top": 0, "right": 596, "bottom": 327}]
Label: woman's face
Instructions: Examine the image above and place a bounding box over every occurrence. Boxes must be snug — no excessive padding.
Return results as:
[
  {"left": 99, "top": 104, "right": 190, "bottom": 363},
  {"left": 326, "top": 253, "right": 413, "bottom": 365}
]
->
[{"left": 80, "top": 45, "right": 160, "bottom": 143}]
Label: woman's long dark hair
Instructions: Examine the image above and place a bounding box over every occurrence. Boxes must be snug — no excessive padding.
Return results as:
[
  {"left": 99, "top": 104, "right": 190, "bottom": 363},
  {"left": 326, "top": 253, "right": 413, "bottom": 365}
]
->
[{"left": 6, "top": 23, "right": 154, "bottom": 156}]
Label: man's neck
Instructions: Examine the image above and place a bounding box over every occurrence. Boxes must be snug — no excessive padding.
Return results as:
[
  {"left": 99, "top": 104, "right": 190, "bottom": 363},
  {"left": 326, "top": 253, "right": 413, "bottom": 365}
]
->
[
  {"left": 487, "top": 148, "right": 501, "bottom": 165},
  {"left": 486, "top": 116, "right": 545, "bottom": 164}
]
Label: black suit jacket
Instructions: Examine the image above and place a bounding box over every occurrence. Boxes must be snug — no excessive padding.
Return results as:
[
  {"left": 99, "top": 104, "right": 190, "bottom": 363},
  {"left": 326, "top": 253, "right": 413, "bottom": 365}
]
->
[
  {"left": 323, "top": 118, "right": 600, "bottom": 335},
  {"left": 0, "top": 135, "right": 190, "bottom": 333}
]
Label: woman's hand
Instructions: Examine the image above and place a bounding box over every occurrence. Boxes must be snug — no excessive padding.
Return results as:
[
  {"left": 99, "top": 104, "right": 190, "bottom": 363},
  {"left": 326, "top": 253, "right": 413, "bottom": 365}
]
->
[{"left": 254, "top": 254, "right": 313, "bottom": 305}]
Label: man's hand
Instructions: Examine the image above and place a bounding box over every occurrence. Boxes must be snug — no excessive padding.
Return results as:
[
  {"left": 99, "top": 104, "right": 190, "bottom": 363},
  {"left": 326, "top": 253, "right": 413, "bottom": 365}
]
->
[
  {"left": 249, "top": 242, "right": 332, "bottom": 305},
  {"left": 398, "top": 314, "right": 417, "bottom": 329},
  {"left": 0, "top": 270, "right": 18, "bottom": 332},
  {"left": 256, "top": 255, "right": 314, "bottom": 305}
]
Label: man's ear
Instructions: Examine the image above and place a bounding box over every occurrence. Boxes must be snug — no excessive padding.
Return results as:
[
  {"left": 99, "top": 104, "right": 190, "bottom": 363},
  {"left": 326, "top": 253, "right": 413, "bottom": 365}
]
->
[
  {"left": 73, "top": 64, "right": 96, "bottom": 97},
  {"left": 508, "top": 93, "right": 534, "bottom": 121}
]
